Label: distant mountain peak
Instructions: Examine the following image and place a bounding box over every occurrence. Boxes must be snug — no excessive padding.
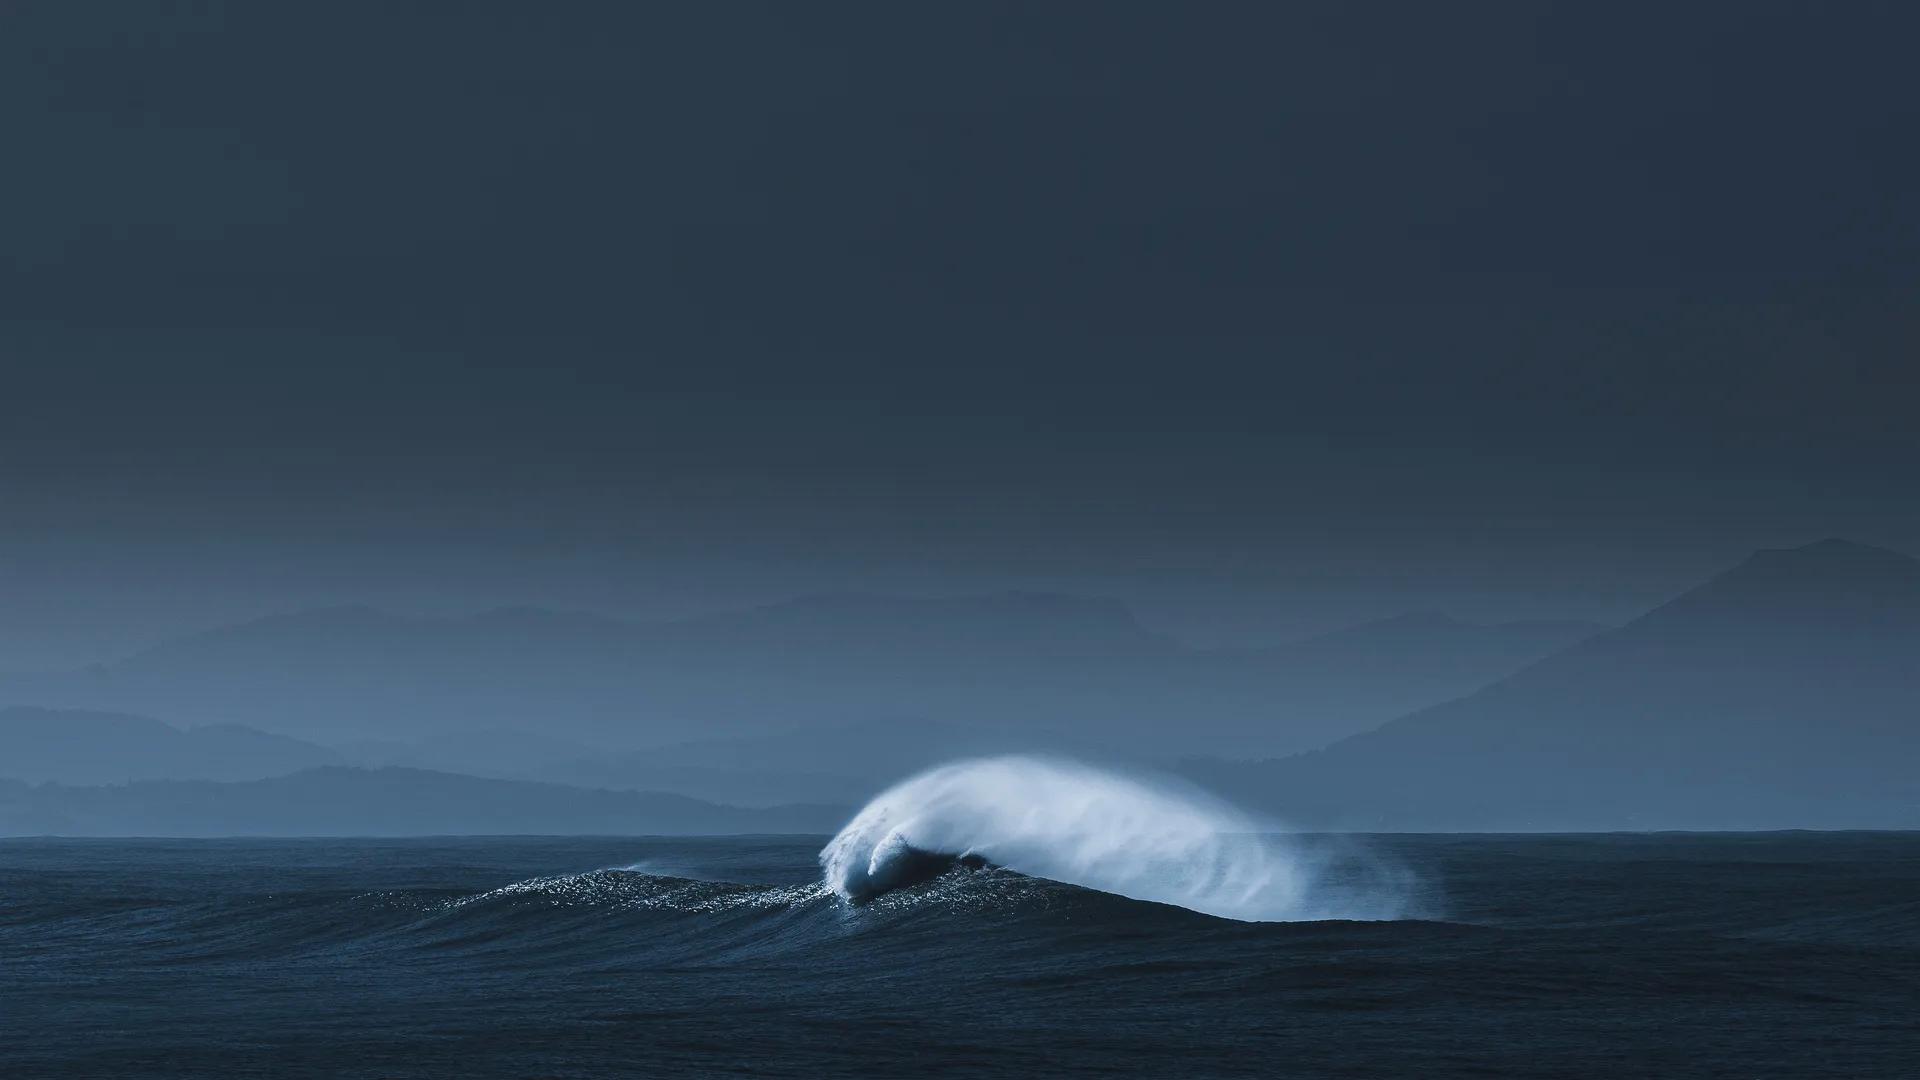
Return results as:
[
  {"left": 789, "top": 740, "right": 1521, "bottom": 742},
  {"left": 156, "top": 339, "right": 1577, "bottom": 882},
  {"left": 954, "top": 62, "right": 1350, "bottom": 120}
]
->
[
  {"left": 1740, "top": 537, "right": 1920, "bottom": 576},
  {"left": 1686, "top": 538, "right": 1920, "bottom": 605},
  {"left": 1593, "top": 537, "right": 1920, "bottom": 645}
]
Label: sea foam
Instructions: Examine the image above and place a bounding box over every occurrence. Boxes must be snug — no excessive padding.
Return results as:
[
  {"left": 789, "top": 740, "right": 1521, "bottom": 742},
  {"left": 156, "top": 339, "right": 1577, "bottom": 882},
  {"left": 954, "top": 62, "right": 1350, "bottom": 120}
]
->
[{"left": 820, "top": 755, "right": 1404, "bottom": 922}]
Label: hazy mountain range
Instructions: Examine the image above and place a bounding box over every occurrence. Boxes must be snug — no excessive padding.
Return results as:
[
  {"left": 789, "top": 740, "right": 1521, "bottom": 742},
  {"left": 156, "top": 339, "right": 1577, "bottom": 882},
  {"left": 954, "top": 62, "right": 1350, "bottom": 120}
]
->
[
  {"left": 1, "top": 538, "right": 1914, "bottom": 834},
  {"left": 1189, "top": 539, "right": 1920, "bottom": 830},
  {"left": 0, "top": 707, "right": 339, "bottom": 785},
  {"left": 1, "top": 597, "right": 1601, "bottom": 758}
]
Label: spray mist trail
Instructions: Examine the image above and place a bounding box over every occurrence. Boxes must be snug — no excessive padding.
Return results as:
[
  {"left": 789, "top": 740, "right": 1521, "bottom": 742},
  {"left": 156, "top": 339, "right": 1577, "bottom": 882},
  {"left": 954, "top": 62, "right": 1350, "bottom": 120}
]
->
[{"left": 820, "top": 755, "right": 1411, "bottom": 922}]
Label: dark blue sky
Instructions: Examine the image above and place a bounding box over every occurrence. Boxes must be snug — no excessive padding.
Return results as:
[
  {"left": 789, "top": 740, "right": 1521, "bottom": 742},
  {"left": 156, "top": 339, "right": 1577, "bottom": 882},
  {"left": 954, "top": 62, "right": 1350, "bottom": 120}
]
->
[{"left": 2, "top": 2, "right": 1916, "bottom": 664}]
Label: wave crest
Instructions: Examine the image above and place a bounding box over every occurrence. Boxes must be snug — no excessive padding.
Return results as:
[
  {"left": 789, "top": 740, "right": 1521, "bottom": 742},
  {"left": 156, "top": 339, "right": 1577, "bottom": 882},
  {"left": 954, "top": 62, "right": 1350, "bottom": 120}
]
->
[{"left": 820, "top": 756, "right": 1401, "bottom": 922}]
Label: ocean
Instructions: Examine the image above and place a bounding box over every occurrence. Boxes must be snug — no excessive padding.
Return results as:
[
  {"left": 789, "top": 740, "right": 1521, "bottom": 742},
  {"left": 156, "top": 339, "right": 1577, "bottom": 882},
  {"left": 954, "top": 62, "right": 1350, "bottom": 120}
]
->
[{"left": 3, "top": 832, "right": 1917, "bottom": 1078}]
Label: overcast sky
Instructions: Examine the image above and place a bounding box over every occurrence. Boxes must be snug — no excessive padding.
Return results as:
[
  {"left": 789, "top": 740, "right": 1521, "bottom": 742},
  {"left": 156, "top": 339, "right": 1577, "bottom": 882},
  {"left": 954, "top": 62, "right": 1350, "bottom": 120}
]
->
[{"left": 3, "top": 1, "right": 1917, "bottom": 666}]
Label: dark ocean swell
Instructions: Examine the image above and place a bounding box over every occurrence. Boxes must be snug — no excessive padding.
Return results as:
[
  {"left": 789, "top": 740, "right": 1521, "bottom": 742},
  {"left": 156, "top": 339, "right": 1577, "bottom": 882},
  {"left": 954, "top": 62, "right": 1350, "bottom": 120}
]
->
[{"left": 3, "top": 835, "right": 1918, "bottom": 1079}]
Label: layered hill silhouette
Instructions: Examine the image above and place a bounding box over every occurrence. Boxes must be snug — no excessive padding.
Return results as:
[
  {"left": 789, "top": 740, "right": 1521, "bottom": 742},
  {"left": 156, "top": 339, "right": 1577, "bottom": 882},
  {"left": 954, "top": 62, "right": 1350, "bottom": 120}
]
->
[
  {"left": 4, "top": 540, "right": 1913, "bottom": 832},
  {"left": 0, "top": 767, "right": 844, "bottom": 838},
  {"left": 513, "top": 719, "right": 1140, "bottom": 806},
  {"left": 2, "top": 595, "right": 1599, "bottom": 760},
  {"left": 0, "top": 707, "right": 340, "bottom": 784},
  {"left": 1189, "top": 540, "right": 1920, "bottom": 830}
]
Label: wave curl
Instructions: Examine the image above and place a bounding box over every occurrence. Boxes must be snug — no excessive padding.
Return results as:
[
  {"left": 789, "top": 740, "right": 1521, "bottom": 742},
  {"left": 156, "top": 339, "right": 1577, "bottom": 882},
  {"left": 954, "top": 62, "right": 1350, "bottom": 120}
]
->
[{"left": 820, "top": 755, "right": 1401, "bottom": 922}]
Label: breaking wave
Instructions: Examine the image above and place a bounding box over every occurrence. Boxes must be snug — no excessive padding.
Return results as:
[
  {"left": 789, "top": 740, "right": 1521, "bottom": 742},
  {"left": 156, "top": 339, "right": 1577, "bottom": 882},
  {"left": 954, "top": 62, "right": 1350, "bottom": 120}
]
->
[{"left": 820, "top": 755, "right": 1411, "bottom": 922}]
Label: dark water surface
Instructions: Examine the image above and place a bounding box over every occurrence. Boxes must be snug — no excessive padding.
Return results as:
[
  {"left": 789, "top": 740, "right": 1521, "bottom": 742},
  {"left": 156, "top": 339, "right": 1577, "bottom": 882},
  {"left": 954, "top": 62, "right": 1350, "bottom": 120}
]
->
[{"left": 3, "top": 833, "right": 1916, "bottom": 1078}]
